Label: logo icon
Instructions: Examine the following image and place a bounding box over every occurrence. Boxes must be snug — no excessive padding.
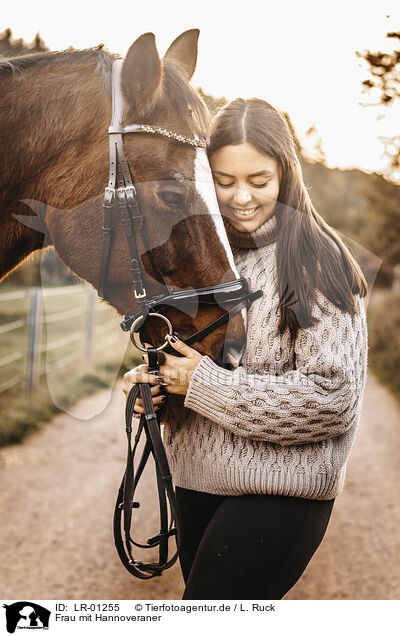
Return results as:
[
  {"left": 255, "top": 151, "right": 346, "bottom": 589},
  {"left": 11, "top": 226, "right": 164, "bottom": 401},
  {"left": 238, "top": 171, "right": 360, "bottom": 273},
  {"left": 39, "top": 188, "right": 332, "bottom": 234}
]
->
[{"left": 2, "top": 602, "right": 51, "bottom": 633}]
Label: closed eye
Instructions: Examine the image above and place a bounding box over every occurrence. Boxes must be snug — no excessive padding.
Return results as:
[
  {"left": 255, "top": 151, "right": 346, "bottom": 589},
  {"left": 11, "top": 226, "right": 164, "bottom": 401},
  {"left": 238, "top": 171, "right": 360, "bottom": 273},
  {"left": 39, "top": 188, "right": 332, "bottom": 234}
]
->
[
  {"left": 215, "top": 180, "right": 271, "bottom": 188},
  {"left": 215, "top": 181, "right": 234, "bottom": 188},
  {"left": 251, "top": 180, "right": 271, "bottom": 188},
  {"left": 158, "top": 190, "right": 186, "bottom": 207}
]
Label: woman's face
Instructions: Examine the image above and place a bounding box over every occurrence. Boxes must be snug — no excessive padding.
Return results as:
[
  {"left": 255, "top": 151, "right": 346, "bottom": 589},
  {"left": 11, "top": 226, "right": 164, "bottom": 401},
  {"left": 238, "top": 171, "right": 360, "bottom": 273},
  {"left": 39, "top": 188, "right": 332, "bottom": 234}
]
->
[{"left": 210, "top": 142, "right": 280, "bottom": 232}]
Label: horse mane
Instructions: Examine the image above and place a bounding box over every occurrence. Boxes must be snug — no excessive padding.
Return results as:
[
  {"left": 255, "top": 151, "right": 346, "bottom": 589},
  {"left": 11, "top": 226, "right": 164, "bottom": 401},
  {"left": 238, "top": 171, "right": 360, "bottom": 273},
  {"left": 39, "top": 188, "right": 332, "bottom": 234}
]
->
[
  {"left": 0, "top": 46, "right": 116, "bottom": 94},
  {"left": 0, "top": 46, "right": 209, "bottom": 133}
]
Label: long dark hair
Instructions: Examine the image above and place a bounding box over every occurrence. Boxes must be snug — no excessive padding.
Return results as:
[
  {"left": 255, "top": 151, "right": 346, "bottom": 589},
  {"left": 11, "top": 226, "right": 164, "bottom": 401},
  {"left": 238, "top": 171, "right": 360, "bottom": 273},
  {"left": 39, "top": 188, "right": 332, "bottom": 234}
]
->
[{"left": 208, "top": 98, "right": 367, "bottom": 339}]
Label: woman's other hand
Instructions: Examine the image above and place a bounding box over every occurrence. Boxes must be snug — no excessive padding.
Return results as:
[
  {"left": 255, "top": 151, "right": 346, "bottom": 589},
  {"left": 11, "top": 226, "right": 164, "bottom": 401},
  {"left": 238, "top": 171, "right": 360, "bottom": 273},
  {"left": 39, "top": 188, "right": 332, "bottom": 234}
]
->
[{"left": 122, "top": 363, "right": 166, "bottom": 414}]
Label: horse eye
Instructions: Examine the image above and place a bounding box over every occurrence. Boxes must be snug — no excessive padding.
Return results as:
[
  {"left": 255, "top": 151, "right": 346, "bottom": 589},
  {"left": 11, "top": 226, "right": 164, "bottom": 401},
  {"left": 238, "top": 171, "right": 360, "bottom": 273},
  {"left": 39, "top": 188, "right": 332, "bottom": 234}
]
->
[{"left": 158, "top": 191, "right": 185, "bottom": 207}]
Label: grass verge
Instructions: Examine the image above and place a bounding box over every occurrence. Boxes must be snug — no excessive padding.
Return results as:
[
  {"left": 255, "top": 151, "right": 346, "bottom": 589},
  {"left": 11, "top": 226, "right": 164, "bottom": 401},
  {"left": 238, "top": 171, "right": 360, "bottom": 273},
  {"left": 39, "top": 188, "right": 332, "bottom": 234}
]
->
[
  {"left": 367, "top": 289, "right": 400, "bottom": 404},
  {"left": 0, "top": 353, "right": 140, "bottom": 448}
]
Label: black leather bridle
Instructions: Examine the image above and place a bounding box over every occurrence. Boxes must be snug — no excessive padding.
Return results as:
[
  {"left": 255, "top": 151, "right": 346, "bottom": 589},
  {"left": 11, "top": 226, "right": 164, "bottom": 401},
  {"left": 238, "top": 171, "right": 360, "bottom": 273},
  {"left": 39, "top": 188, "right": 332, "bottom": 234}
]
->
[{"left": 101, "top": 60, "right": 262, "bottom": 578}]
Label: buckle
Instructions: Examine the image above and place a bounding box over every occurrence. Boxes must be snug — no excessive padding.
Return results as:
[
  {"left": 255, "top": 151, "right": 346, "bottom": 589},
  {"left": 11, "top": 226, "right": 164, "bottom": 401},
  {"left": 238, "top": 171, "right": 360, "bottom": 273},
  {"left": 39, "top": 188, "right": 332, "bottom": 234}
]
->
[
  {"left": 134, "top": 288, "right": 147, "bottom": 299},
  {"left": 117, "top": 185, "right": 136, "bottom": 197},
  {"left": 104, "top": 187, "right": 115, "bottom": 206}
]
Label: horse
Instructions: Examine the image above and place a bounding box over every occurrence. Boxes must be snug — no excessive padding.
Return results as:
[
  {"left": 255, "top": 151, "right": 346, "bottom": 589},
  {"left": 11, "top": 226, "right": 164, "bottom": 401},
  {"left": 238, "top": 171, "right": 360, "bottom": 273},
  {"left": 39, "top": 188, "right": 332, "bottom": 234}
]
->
[{"left": 0, "top": 29, "right": 246, "bottom": 362}]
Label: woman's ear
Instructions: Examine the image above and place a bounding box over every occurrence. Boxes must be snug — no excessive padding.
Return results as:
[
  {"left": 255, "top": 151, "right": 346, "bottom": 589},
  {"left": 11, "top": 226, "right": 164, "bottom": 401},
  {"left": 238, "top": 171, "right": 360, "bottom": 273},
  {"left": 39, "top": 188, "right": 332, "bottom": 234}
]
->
[
  {"left": 164, "top": 29, "right": 199, "bottom": 81},
  {"left": 121, "top": 32, "right": 163, "bottom": 116}
]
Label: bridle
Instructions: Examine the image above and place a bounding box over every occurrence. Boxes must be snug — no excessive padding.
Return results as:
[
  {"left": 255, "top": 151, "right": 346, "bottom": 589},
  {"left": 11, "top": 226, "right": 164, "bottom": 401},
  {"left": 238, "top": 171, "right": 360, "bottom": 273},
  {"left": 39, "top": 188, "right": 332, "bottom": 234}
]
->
[{"left": 102, "top": 60, "right": 263, "bottom": 578}]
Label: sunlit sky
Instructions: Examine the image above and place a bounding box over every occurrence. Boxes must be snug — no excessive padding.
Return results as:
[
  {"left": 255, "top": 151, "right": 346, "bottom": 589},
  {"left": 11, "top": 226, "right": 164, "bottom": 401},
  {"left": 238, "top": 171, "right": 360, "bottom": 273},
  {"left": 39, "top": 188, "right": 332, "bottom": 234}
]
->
[{"left": 3, "top": 0, "right": 400, "bottom": 175}]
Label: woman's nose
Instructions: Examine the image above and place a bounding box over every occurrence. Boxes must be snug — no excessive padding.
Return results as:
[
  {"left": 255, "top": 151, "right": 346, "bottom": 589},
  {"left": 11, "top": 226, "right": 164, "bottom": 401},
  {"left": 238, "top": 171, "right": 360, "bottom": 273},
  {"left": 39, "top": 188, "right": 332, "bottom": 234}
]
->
[{"left": 233, "top": 188, "right": 252, "bottom": 206}]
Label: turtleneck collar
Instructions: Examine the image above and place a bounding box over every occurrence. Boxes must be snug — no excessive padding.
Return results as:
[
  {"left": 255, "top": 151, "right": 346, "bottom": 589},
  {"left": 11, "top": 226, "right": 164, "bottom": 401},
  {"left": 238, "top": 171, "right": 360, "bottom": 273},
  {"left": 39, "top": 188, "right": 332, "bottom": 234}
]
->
[{"left": 223, "top": 210, "right": 278, "bottom": 249}]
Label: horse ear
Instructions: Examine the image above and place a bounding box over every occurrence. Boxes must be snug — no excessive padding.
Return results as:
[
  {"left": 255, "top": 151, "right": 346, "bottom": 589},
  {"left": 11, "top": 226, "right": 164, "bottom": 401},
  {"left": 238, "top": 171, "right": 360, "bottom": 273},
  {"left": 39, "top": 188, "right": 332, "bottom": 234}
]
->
[
  {"left": 164, "top": 29, "right": 199, "bottom": 81},
  {"left": 121, "top": 33, "right": 162, "bottom": 116}
]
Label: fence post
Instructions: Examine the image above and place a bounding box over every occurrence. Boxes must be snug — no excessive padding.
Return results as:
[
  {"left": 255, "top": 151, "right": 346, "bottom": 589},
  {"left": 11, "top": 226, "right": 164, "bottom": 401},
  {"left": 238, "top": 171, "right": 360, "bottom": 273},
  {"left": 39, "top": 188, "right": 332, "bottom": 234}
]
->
[
  {"left": 26, "top": 288, "right": 42, "bottom": 394},
  {"left": 85, "top": 287, "right": 96, "bottom": 364}
]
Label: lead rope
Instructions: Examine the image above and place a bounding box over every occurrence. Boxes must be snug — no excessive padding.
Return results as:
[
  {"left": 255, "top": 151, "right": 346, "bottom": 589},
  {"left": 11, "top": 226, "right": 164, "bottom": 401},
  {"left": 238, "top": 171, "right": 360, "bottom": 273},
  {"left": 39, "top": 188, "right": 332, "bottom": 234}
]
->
[{"left": 113, "top": 347, "right": 180, "bottom": 578}]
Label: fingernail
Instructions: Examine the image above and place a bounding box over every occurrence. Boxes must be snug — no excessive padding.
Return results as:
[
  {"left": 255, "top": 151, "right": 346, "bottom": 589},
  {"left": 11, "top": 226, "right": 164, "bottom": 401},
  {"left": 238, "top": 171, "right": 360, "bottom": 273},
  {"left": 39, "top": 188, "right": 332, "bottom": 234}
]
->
[{"left": 155, "top": 378, "right": 165, "bottom": 385}]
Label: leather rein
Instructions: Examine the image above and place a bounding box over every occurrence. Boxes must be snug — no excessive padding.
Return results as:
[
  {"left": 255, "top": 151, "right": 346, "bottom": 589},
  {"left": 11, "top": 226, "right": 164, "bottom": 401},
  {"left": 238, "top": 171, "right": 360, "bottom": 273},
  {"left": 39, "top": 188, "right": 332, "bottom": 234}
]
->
[{"left": 101, "top": 60, "right": 262, "bottom": 578}]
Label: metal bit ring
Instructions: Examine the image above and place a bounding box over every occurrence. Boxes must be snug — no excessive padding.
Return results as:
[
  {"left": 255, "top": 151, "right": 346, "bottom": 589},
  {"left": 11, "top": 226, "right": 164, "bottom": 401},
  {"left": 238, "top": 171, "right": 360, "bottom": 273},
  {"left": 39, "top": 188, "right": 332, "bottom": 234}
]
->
[{"left": 130, "top": 312, "right": 173, "bottom": 352}]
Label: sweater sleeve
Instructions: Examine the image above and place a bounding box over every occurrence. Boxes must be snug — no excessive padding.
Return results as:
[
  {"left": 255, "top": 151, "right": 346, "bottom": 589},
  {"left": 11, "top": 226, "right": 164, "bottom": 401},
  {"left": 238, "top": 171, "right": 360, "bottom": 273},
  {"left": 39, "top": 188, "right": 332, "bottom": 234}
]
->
[{"left": 184, "top": 293, "right": 368, "bottom": 446}]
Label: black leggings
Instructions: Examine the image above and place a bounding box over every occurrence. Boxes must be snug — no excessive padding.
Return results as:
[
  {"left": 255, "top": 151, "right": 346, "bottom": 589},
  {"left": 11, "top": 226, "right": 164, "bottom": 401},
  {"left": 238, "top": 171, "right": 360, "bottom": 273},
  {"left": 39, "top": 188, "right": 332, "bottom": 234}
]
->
[{"left": 175, "top": 486, "right": 334, "bottom": 600}]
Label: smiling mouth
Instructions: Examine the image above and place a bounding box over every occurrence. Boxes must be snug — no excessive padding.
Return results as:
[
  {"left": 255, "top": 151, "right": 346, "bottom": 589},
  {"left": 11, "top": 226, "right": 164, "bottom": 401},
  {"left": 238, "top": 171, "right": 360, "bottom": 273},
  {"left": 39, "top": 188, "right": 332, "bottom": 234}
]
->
[{"left": 230, "top": 206, "right": 260, "bottom": 219}]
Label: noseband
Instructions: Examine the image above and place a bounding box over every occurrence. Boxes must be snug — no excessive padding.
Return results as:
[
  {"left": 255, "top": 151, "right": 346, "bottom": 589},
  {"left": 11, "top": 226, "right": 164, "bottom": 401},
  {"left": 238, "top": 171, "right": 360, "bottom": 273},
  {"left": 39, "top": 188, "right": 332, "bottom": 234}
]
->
[{"left": 102, "top": 60, "right": 262, "bottom": 579}]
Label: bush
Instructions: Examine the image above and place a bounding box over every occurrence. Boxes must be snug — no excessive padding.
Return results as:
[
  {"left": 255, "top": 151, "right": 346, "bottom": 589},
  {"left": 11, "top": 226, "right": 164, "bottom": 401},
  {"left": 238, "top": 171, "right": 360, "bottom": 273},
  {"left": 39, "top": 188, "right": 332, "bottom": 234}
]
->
[{"left": 367, "top": 291, "right": 400, "bottom": 400}]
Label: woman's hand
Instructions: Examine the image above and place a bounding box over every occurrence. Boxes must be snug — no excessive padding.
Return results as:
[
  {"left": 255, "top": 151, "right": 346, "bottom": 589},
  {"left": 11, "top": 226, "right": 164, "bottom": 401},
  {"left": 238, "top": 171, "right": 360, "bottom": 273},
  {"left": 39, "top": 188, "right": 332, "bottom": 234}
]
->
[
  {"left": 122, "top": 363, "right": 167, "bottom": 415},
  {"left": 122, "top": 335, "right": 203, "bottom": 413},
  {"left": 144, "top": 335, "right": 203, "bottom": 396}
]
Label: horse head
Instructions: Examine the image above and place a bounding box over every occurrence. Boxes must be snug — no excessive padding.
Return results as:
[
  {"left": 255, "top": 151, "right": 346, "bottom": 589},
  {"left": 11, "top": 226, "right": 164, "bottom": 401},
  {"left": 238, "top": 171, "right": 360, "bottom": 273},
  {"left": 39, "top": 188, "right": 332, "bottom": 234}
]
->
[{"left": 1, "top": 30, "right": 247, "bottom": 362}]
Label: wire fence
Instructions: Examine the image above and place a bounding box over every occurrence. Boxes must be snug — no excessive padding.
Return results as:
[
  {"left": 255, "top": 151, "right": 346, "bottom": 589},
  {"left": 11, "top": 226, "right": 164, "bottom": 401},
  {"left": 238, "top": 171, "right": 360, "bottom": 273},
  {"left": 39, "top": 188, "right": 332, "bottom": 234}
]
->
[{"left": 0, "top": 284, "right": 126, "bottom": 396}]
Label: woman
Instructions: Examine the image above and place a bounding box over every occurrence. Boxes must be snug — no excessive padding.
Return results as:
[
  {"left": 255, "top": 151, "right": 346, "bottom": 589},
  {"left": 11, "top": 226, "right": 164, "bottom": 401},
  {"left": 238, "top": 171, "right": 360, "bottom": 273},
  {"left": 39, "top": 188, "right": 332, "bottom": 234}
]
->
[{"left": 123, "top": 98, "right": 368, "bottom": 600}]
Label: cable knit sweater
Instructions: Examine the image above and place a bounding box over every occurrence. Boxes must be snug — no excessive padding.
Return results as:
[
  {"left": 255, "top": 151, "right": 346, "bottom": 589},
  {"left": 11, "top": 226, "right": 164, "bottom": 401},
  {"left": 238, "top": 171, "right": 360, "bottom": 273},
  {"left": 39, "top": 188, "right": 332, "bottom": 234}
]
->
[{"left": 162, "top": 212, "right": 368, "bottom": 500}]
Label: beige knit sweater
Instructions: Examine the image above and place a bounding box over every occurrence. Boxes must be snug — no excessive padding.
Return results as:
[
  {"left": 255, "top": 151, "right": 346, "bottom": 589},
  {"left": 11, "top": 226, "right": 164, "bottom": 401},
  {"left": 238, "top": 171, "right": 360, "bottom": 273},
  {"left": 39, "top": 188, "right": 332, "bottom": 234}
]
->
[{"left": 162, "top": 213, "right": 368, "bottom": 500}]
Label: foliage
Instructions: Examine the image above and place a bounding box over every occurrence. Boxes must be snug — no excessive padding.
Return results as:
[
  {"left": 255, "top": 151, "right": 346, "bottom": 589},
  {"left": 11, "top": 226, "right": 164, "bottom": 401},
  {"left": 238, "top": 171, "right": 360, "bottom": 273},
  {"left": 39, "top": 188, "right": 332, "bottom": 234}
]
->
[
  {"left": 358, "top": 31, "right": 400, "bottom": 181},
  {"left": 0, "top": 27, "right": 48, "bottom": 58},
  {"left": 197, "top": 87, "right": 227, "bottom": 120},
  {"left": 355, "top": 30, "right": 400, "bottom": 284},
  {"left": 301, "top": 162, "right": 400, "bottom": 286},
  {"left": 359, "top": 31, "right": 400, "bottom": 105},
  {"left": 367, "top": 290, "right": 400, "bottom": 403}
]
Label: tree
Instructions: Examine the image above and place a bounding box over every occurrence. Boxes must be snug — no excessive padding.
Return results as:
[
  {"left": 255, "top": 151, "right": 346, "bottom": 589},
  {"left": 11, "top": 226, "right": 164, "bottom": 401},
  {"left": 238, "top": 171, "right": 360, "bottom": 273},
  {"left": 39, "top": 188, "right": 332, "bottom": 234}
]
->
[
  {"left": 0, "top": 28, "right": 48, "bottom": 58},
  {"left": 358, "top": 31, "right": 400, "bottom": 180},
  {"left": 196, "top": 87, "right": 227, "bottom": 120},
  {"left": 358, "top": 29, "right": 400, "bottom": 284},
  {"left": 360, "top": 31, "right": 400, "bottom": 104},
  {"left": 302, "top": 123, "right": 326, "bottom": 165}
]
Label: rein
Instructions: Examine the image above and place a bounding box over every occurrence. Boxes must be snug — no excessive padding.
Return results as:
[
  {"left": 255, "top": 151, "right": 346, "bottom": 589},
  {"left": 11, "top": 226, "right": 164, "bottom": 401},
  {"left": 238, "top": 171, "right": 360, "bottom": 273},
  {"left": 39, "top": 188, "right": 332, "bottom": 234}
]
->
[
  {"left": 114, "top": 347, "right": 179, "bottom": 578},
  {"left": 102, "top": 60, "right": 262, "bottom": 578}
]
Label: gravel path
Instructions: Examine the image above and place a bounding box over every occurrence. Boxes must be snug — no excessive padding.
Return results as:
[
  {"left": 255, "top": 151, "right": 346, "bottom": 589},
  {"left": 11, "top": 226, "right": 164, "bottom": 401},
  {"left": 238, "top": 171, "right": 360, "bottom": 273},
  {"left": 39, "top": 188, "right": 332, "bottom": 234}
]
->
[{"left": 0, "top": 372, "right": 399, "bottom": 600}]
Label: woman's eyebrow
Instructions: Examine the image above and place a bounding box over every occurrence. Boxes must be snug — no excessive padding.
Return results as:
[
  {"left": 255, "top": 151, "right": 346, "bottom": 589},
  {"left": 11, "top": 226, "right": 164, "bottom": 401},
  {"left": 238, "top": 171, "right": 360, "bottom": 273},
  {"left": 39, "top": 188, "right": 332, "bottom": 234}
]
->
[
  {"left": 213, "top": 170, "right": 273, "bottom": 178},
  {"left": 249, "top": 170, "right": 273, "bottom": 177},
  {"left": 213, "top": 170, "right": 234, "bottom": 177}
]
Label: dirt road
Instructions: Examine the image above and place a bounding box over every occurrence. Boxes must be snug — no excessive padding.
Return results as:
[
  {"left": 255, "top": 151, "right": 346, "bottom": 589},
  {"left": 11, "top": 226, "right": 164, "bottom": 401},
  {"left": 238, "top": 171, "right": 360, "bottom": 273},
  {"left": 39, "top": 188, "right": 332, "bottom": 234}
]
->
[{"left": 0, "top": 372, "right": 399, "bottom": 600}]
